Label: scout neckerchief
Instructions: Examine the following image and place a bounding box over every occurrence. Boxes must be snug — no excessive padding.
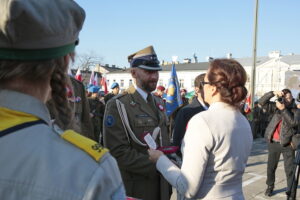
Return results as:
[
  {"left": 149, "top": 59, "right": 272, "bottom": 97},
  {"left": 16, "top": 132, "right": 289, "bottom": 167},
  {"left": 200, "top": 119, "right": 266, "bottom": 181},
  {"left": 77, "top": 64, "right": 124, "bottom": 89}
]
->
[
  {"left": 0, "top": 106, "right": 108, "bottom": 162},
  {"left": 0, "top": 107, "right": 46, "bottom": 138}
]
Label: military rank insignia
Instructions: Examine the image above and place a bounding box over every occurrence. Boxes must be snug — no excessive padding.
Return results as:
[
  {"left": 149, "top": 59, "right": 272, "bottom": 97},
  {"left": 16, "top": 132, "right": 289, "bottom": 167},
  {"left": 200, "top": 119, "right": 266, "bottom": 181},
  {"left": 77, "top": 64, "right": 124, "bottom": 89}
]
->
[{"left": 130, "top": 101, "right": 136, "bottom": 107}]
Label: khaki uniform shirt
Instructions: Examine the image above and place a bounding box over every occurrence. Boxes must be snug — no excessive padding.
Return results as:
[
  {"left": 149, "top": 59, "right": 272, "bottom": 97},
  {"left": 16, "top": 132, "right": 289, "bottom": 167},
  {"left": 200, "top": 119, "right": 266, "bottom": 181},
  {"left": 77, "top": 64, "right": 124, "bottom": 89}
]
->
[{"left": 103, "top": 85, "right": 171, "bottom": 200}]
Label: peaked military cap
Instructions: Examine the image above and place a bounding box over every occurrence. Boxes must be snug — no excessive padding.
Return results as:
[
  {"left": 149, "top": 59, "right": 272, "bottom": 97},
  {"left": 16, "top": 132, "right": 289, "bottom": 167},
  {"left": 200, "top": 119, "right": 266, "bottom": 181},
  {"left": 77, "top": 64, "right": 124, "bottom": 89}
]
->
[
  {"left": 0, "top": 0, "right": 85, "bottom": 60},
  {"left": 128, "top": 46, "right": 162, "bottom": 71}
]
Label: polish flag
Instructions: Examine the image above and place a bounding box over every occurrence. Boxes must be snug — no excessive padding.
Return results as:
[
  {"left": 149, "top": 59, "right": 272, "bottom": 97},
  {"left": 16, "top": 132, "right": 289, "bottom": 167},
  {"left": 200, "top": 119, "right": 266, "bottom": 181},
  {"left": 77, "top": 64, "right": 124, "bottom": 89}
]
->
[
  {"left": 94, "top": 73, "right": 99, "bottom": 86},
  {"left": 89, "top": 70, "right": 95, "bottom": 86},
  {"left": 100, "top": 76, "right": 108, "bottom": 94},
  {"left": 75, "top": 68, "right": 82, "bottom": 82}
]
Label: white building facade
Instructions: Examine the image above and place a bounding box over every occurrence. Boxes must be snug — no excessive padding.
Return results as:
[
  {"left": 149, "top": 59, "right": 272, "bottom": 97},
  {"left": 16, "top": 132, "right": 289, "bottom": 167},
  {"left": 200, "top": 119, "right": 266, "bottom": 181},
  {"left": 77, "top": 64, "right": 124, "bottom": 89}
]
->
[{"left": 104, "top": 51, "right": 300, "bottom": 99}]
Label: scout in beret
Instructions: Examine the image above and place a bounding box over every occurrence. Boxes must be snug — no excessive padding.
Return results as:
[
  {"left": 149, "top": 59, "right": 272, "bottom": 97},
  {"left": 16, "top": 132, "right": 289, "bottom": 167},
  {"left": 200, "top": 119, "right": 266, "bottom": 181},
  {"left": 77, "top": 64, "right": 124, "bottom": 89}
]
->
[
  {"left": 0, "top": 0, "right": 125, "bottom": 199},
  {"left": 103, "top": 46, "right": 171, "bottom": 200}
]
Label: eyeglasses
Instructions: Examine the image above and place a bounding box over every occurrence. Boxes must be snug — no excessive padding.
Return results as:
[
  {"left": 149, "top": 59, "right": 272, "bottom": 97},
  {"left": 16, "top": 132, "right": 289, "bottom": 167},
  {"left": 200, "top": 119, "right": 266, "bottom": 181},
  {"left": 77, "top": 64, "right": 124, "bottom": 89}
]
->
[{"left": 200, "top": 81, "right": 211, "bottom": 86}]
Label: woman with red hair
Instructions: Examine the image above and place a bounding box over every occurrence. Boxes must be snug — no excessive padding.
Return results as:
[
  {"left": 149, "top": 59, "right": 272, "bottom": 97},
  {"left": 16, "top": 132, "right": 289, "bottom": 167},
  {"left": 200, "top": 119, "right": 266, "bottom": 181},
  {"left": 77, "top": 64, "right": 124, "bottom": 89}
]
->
[{"left": 149, "top": 59, "right": 253, "bottom": 200}]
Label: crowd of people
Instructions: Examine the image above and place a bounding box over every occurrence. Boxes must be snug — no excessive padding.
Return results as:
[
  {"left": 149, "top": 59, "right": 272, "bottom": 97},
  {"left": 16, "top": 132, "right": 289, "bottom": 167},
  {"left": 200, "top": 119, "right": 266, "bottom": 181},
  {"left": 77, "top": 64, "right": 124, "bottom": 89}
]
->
[{"left": 0, "top": 0, "right": 299, "bottom": 200}]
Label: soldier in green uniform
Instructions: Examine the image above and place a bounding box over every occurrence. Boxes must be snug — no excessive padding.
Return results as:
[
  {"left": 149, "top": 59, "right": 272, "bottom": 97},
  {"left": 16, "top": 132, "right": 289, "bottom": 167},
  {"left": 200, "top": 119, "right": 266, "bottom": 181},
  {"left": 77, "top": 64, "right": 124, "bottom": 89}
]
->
[
  {"left": 47, "top": 75, "right": 95, "bottom": 140},
  {"left": 103, "top": 46, "right": 171, "bottom": 200},
  {"left": 88, "top": 86, "right": 105, "bottom": 143}
]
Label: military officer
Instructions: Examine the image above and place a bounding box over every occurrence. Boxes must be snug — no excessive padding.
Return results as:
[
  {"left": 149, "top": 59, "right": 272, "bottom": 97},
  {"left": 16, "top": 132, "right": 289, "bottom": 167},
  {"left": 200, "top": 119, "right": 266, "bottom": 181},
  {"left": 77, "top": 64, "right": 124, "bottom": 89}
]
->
[
  {"left": 0, "top": 0, "right": 125, "bottom": 199},
  {"left": 103, "top": 46, "right": 171, "bottom": 200}
]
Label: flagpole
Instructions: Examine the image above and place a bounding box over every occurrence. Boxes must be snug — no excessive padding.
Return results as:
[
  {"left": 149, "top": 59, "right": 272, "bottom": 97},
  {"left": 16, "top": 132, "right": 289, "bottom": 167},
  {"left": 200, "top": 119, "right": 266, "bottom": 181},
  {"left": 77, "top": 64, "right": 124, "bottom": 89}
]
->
[{"left": 250, "top": 0, "right": 259, "bottom": 108}]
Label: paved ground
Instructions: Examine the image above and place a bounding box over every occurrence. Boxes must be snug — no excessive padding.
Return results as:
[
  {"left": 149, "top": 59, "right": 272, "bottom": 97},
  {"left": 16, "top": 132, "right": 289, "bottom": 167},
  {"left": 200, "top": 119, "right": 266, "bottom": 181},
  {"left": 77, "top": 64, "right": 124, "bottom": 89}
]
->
[{"left": 171, "top": 138, "right": 300, "bottom": 200}]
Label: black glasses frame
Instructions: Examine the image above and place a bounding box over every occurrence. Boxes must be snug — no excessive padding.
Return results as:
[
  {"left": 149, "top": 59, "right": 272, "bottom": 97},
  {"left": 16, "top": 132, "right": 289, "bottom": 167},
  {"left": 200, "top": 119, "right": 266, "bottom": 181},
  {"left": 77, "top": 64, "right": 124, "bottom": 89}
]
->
[{"left": 200, "top": 81, "right": 211, "bottom": 86}]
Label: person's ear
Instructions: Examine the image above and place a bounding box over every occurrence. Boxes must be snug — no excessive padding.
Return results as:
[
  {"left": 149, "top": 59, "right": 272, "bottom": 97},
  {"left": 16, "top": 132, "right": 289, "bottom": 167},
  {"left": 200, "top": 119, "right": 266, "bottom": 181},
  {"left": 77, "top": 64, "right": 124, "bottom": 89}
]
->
[
  {"left": 195, "top": 87, "right": 199, "bottom": 94},
  {"left": 211, "top": 85, "right": 218, "bottom": 96},
  {"left": 63, "top": 54, "right": 72, "bottom": 66},
  {"left": 131, "top": 69, "right": 137, "bottom": 78}
]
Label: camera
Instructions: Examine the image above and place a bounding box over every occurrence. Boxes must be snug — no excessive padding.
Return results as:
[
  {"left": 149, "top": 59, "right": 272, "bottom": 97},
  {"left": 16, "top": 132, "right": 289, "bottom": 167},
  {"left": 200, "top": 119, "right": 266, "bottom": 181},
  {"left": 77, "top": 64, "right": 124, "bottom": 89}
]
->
[{"left": 277, "top": 97, "right": 284, "bottom": 103}]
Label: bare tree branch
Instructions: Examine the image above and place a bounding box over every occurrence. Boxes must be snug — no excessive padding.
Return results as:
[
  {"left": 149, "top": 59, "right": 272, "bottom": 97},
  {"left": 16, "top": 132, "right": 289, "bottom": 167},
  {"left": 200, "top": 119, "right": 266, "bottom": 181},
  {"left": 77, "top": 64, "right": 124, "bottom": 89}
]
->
[{"left": 73, "top": 51, "right": 103, "bottom": 71}]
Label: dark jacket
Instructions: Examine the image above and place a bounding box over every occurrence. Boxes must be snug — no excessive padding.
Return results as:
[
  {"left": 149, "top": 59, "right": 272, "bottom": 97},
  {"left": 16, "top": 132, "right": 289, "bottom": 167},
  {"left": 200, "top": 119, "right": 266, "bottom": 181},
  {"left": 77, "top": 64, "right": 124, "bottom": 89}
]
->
[
  {"left": 172, "top": 97, "right": 206, "bottom": 150},
  {"left": 258, "top": 91, "right": 299, "bottom": 146}
]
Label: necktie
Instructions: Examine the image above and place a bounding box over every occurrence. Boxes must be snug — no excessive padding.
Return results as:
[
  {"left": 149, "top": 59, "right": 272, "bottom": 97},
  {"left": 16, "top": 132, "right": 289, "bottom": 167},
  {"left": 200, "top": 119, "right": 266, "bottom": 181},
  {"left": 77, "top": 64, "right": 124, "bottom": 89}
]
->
[{"left": 147, "top": 94, "right": 157, "bottom": 111}]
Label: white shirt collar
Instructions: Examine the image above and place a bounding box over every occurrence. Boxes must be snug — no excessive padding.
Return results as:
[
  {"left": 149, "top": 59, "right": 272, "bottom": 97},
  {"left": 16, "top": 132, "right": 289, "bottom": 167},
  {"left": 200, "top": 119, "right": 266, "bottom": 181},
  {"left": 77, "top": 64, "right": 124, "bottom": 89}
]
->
[
  {"left": 198, "top": 99, "right": 208, "bottom": 110},
  {"left": 133, "top": 83, "right": 149, "bottom": 102}
]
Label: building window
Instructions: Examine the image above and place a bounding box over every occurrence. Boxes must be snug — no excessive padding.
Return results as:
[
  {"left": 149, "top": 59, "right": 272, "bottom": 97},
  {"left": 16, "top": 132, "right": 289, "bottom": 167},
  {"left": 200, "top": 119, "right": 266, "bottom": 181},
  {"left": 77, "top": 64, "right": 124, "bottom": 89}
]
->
[
  {"left": 107, "top": 79, "right": 110, "bottom": 86},
  {"left": 113, "top": 79, "right": 116, "bottom": 83},
  {"left": 120, "top": 80, "right": 124, "bottom": 87},
  {"left": 180, "top": 79, "right": 184, "bottom": 88},
  {"left": 129, "top": 79, "right": 133, "bottom": 86}
]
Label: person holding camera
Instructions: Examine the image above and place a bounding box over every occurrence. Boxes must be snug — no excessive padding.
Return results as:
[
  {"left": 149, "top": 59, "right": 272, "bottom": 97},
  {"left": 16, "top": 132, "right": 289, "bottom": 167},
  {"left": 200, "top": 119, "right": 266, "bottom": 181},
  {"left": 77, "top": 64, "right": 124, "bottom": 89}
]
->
[{"left": 258, "top": 89, "right": 299, "bottom": 197}]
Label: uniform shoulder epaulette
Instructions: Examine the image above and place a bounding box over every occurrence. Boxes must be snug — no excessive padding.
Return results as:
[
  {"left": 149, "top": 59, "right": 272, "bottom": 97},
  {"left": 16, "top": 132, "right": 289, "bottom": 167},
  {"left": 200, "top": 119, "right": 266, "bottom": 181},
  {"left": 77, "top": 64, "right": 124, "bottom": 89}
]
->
[
  {"left": 53, "top": 125, "right": 108, "bottom": 162},
  {"left": 114, "top": 92, "right": 128, "bottom": 100}
]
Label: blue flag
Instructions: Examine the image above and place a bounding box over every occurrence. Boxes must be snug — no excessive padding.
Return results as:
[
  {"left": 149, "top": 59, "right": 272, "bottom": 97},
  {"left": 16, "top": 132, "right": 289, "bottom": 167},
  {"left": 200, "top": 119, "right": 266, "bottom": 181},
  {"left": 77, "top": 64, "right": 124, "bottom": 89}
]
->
[{"left": 166, "top": 64, "right": 183, "bottom": 116}]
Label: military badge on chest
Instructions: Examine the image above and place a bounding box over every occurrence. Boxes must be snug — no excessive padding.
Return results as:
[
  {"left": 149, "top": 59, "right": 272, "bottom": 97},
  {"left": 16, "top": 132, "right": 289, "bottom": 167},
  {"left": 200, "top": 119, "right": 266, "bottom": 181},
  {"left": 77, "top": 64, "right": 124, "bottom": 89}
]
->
[
  {"left": 157, "top": 103, "right": 164, "bottom": 111},
  {"left": 130, "top": 101, "right": 136, "bottom": 107}
]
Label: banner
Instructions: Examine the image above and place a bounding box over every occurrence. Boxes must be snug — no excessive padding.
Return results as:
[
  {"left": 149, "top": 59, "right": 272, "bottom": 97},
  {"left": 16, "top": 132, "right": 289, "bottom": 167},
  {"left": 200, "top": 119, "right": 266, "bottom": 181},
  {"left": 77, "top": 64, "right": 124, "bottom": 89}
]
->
[{"left": 165, "top": 64, "right": 183, "bottom": 116}]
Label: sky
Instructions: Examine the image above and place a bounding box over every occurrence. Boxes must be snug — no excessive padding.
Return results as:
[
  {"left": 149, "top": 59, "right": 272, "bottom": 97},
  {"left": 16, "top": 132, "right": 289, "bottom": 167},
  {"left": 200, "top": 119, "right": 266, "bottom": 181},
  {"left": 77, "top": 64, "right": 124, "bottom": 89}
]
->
[{"left": 75, "top": 0, "right": 300, "bottom": 68}]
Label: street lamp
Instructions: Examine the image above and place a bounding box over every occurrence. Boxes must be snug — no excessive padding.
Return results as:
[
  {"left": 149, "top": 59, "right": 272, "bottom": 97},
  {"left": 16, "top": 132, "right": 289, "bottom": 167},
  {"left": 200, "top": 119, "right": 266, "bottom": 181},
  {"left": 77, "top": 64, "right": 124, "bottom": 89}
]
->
[{"left": 250, "top": 0, "right": 259, "bottom": 108}]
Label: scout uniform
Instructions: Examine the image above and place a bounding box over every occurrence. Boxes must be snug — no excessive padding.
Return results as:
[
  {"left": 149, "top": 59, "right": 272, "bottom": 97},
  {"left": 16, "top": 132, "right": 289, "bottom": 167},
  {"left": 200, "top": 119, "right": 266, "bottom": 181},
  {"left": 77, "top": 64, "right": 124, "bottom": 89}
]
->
[
  {"left": 0, "top": 0, "right": 125, "bottom": 199},
  {"left": 0, "top": 90, "right": 125, "bottom": 200},
  {"left": 103, "top": 46, "right": 171, "bottom": 200}
]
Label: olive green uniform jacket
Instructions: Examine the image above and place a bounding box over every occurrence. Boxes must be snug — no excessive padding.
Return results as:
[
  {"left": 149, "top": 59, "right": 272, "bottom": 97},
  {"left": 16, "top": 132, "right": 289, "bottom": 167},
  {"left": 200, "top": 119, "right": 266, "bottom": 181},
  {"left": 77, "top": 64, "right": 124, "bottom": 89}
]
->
[
  {"left": 69, "top": 76, "right": 94, "bottom": 140},
  {"left": 103, "top": 86, "right": 171, "bottom": 200},
  {"left": 47, "top": 76, "right": 95, "bottom": 140},
  {"left": 88, "top": 97, "right": 105, "bottom": 143}
]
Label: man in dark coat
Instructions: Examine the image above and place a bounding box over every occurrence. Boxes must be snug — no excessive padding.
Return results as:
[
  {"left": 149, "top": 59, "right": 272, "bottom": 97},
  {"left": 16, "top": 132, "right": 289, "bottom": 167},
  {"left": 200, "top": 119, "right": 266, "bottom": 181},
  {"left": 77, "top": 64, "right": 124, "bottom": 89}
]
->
[
  {"left": 252, "top": 101, "right": 263, "bottom": 138},
  {"left": 259, "top": 89, "right": 300, "bottom": 197},
  {"left": 88, "top": 86, "right": 105, "bottom": 143},
  {"left": 172, "top": 73, "right": 208, "bottom": 156}
]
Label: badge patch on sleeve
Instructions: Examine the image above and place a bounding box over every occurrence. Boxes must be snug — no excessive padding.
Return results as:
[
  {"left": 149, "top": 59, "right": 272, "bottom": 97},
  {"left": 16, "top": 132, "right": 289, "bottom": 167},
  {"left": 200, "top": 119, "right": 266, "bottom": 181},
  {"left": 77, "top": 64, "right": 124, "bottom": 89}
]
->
[{"left": 105, "top": 115, "right": 115, "bottom": 127}]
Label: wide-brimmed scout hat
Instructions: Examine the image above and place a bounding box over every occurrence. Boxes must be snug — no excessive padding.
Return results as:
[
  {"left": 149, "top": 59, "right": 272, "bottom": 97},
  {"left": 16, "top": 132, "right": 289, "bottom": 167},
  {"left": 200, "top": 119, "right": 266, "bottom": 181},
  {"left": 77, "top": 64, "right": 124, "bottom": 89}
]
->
[
  {"left": 128, "top": 46, "right": 162, "bottom": 71},
  {"left": 0, "top": 0, "right": 85, "bottom": 60}
]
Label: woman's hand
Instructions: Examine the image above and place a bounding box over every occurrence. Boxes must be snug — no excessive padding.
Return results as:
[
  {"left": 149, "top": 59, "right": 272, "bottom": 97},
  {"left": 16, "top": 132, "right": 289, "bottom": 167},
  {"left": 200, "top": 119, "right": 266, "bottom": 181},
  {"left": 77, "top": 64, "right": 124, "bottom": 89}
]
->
[{"left": 148, "top": 149, "right": 164, "bottom": 163}]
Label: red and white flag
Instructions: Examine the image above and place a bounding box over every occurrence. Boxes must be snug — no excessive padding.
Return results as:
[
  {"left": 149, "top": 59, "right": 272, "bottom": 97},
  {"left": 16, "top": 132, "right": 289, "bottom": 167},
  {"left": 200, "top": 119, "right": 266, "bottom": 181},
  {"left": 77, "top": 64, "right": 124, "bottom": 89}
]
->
[
  {"left": 94, "top": 73, "right": 99, "bottom": 86},
  {"left": 100, "top": 75, "right": 108, "bottom": 94},
  {"left": 75, "top": 68, "right": 82, "bottom": 82},
  {"left": 89, "top": 70, "right": 95, "bottom": 86}
]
